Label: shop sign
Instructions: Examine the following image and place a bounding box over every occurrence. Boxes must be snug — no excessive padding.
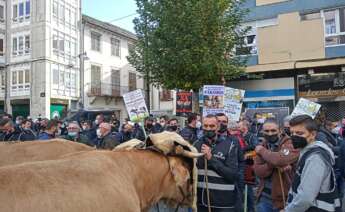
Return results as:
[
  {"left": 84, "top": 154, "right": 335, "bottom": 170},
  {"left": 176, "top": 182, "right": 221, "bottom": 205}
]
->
[{"left": 298, "top": 73, "right": 345, "bottom": 98}]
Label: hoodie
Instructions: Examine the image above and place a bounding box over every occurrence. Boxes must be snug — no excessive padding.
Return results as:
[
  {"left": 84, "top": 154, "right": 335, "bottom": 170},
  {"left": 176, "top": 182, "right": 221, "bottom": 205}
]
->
[{"left": 285, "top": 141, "right": 335, "bottom": 212}]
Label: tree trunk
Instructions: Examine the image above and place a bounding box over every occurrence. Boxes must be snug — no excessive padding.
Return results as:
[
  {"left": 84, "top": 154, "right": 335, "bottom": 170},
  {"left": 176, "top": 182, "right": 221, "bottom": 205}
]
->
[{"left": 192, "top": 91, "right": 200, "bottom": 114}]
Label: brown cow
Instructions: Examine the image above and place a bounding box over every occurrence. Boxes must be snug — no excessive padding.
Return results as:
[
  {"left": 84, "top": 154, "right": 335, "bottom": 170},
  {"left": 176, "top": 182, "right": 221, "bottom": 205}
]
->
[
  {"left": 0, "top": 149, "right": 200, "bottom": 212},
  {"left": 0, "top": 139, "right": 93, "bottom": 167}
]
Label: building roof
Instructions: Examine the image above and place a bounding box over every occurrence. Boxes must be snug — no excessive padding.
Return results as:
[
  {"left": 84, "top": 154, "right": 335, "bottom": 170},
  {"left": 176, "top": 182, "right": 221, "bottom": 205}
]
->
[{"left": 82, "top": 14, "right": 137, "bottom": 41}]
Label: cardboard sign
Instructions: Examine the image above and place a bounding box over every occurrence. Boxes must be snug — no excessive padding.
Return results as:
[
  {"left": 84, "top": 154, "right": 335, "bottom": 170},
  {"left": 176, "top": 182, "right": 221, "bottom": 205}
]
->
[
  {"left": 224, "top": 87, "right": 245, "bottom": 121},
  {"left": 123, "top": 89, "right": 149, "bottom": 122},
  {"left": 291, "top": 98, "right": 321, "bottom": 119},
  {"left": 202, "top": 85, "right": 225, "bottom": 116}
]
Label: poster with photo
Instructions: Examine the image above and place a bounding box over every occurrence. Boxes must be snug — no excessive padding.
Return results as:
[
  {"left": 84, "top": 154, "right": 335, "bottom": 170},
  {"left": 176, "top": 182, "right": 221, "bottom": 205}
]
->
[
  {"left": 123, "top": 89, "right": 149, "bottom": 122},
  {"left": 176, "top": 91, "right": 193, "bottom": 117},
  {"left": 203, "top": 85, "right": 225, "bottom": 116},
  {"left": 291, "top": 98, "right": 321, "bottom": 119},
  {"left": 224, "top": 87, "right": 245, "bottom": 121}
]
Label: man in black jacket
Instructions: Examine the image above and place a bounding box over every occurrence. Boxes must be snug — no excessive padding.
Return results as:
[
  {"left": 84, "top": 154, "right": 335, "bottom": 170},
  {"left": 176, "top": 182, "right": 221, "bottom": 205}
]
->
[
  {"left": 194, "top": 114, "right": 241, "bottom": 212},
  {"left": 92, "top": 123, "right": 119, "bottom": 150},
  {"left": 0, "top": 118, "right": 21, "bottom": 141},
  {"left": 180, "top": 113, "right": 198, "bottom": 144},
  {"left": 18, "top": 119, "right": 36, "bottom": 141}
]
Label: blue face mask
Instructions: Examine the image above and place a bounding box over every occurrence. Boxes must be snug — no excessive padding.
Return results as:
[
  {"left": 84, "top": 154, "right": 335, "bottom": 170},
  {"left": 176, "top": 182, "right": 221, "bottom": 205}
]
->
[{"left": 68, "top": 132, "right": 78, "bottom": 138}]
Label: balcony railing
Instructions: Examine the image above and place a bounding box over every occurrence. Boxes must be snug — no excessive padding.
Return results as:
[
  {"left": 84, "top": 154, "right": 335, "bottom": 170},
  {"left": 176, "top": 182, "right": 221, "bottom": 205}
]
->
[{"left": 86, "top": 82, "right": 129, "bottom": 97}]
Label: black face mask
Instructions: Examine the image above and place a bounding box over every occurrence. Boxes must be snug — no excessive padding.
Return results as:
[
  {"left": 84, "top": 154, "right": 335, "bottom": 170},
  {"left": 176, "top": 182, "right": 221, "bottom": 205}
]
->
[
  {"left": 218, "top": 124, "right": 228, "bottom": 133},
  {"left": 146, "top": 123, "right": 153, "bottom": 129},
  {"left": 284, "top": 127, "right": 291, "bottom": 136},
  {"left": 264, "top": 134, "right": 279, "bottom": 144},
  {"left": 291, "top": 135, "right": 308, "bottom": 149},
  {"left": 167, "top": 125, "right": 178, "bottom": 131},
  {"left": 204, "top": 130, "right": 217, "bottom": 140}
]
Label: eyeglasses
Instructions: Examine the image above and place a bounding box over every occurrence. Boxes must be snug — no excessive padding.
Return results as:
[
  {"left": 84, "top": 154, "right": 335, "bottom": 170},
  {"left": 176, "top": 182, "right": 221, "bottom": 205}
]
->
[{"left": 203, "top": 124, "right": 216, "bottom": 128}]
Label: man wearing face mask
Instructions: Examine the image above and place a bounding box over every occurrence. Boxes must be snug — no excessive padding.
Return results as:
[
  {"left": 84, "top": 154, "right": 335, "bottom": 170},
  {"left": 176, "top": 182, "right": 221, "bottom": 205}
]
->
[
  {"left": 317, "top": 117, "right": 344, "bottom": 200},
  {"left": 60, "top": 122, "right": 89, "bottom": 144},
  {"left": 166, "top": 118, "right": 179, "bottom": 132},
  {"left": 253, "top": 118, "right": 299, "bottom": 212},
  {"left": 180, "top": 113, "right": 198, "bottom": 144},
  {"left": 283, "top": 116, "right": 292, "bottom": 137},
  {"left": 285, "top": 115, "right": 341, "bottom": 212},
  {"left": 92, "top": 123, "right": 119, "bottom": 149},
  {"left": 250, "top": 113, "right": 265, "bottom": 138},
  {"left": 194, "top": 114, "right": 241, "bottom": 212},
  {"left": 15, "top": 116, "right": 24, "bottom": 131},
  {"left": 216, "top": 113, "right": 245, "bottom": 212},
  {"left": 115, "top": 123, "right": 135, "bottom": 144},
  {"left": 152, "top": 115, "right": 168, "bottom": 133},
  {"left": 89, "top": 114, "right": 105, "bottom": 140}
]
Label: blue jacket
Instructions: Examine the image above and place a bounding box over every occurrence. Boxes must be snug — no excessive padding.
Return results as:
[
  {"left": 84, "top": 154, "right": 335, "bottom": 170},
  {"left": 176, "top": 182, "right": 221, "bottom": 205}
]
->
[
  {"left": 18, "top": 129, "right": 36, "bottom": 141},
  {"left": 179, "top": 125, "right": 198, "bottom": 144},
  {"left": 38, "top": 132, "right": 55, "bottom": 140},
  {"left": 115, "top": 131, "right": 134, "bottom": 144}
]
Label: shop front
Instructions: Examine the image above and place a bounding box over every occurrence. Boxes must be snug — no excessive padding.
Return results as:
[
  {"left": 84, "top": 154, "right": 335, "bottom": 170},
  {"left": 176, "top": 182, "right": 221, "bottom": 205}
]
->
[
  {"left": 11, "top": 99, "right": 30, "bottom": 119},
  {"left": 229, "top": 77, "right": 296, "bottom": 113},
  {"left": 50, "top": 99, "right": 69, "bottom": 119},
  {"left": 298, "top": 72, "right": 345, "bottom": 120}
]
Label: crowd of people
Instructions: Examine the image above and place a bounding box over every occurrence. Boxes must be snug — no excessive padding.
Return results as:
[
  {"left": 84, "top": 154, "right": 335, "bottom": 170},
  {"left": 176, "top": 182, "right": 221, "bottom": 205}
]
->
[{"left": 0, "top": 110, "right": 345, "bottom": 212}]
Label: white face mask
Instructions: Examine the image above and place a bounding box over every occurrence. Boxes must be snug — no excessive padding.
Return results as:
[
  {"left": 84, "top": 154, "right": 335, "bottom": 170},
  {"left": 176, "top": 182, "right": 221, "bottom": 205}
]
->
[
  {"left": 95, "top": 120, "right": 99, "bottom": 125},
  {"left": 56, "top": 129, "right": 61, "bottom": 136},
  {"left": 257, "top": 118, "right": 265, "bottom": 124},
  {"left": 332, "top": 126, "right": 341, "bottom": 135},
  {"left": 96, "top": 128, "right": 102, "bottom": 138},
  {"left": 196, "top": 121, "right": 202, "bottom": 129}
]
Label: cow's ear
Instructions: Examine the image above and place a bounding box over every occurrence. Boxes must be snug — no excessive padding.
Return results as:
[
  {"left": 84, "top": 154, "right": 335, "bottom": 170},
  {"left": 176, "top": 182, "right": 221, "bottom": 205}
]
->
[{"left": 169, "top": 158, "right": 190, "bottom": 186}]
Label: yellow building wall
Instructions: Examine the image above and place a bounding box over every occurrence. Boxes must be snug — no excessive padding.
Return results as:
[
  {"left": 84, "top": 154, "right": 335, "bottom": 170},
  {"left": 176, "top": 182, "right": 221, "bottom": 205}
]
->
[
  {"left": 257, "top": 12, "right": 325, "bottom": 65},
  {"left": 256, "top": 0, "right": 289, "bottom": 6}
]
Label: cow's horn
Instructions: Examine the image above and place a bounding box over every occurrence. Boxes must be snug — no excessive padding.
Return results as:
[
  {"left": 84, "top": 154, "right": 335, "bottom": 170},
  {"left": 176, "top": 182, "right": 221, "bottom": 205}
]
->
[{"left": 175, "top": 145, "right": 204, "bottom": 158}]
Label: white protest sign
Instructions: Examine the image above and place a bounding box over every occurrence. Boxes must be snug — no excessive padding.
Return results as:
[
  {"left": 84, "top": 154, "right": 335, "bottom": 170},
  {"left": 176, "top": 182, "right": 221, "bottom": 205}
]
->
[
  {"left": 224, "top": 87, "right": 245, "bottom": 121},
  {"left": 202, "top": 85, "right": 225, "bottom": 116},
  {"left": 291, "top": 98, "right": 321, "bottom": 119},
  {"left": 123, "top": 89, "right": 149, "bottom": 122}
]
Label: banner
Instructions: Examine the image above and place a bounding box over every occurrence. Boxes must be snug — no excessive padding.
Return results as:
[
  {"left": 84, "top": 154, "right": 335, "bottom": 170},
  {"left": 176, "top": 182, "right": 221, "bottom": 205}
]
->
[
  {"left": 176, "top": 91, "right": 193, "bottom": 117},
  {"left": 224, "top": 87, "right": 245, "bottom": 121},
  {"left": 123, "top": 89, "right": 149, "bottom": 122},
  {"left": 203, "top": 85, "right": 225, "bottom": 116},
  {"left": 291, "top": 98, "right": 321, "bottom": 119},
  {"left": 245, "top": 107, "right": 290, "bottom": 125}
]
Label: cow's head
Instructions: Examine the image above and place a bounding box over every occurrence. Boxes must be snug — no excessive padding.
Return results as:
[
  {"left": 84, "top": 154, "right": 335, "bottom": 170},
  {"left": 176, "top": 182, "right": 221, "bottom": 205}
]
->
[{"left": 162, "top": 145, "right": 203, "bottom": 209}]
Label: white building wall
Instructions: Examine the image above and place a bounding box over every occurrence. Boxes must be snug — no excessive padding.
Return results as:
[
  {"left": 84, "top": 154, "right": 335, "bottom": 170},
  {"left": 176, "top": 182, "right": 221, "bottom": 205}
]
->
[
  {"left": 4, "top": 0, "right": 81, "bottom": 118},
  {"left": 83, "top": 20, "right": 144, "bottom": 121}
]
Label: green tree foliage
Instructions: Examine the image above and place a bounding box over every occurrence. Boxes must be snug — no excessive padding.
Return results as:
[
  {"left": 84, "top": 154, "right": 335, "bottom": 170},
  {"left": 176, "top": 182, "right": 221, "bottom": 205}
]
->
[{"left": 128, "top": 0, "right": 248, "bottom": 91}]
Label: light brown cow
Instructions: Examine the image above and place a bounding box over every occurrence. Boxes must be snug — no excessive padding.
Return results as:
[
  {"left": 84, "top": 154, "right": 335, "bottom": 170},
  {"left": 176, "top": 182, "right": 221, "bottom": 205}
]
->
[
  {"left": 0, "top": 139, "right": 93, "bottom": 167},
  {"left": 0, "top": 149, "right": 199, "bottom": 212}
]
